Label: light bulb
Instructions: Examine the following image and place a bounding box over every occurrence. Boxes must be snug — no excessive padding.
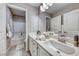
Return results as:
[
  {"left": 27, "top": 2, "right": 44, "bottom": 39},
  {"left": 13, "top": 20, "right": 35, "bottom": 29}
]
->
[
  {"left": 45, "top": 6, "right": 48, "bottom": 9},
  {"left": 43, "top": 3, "right": 47, "bottom": 8},
  {"left": 40, "top": 3, "right": 53, "bottom": 12},
  {"left": 46, "top": 3, "right": 53, "bottom": 6},
  {"left": 49, "top": 3, "right": 53, "bottom": 6},
  {"left": 40, "top": 6, "right": 45, "bottom": 12},
  {"left": 43, "top": 3, "right": 48, "bottom": 9}
]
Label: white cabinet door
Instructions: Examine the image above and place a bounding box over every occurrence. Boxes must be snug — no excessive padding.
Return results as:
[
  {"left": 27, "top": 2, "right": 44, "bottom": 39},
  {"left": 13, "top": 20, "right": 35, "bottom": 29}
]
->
[
  {"left": 29, "top": 37, "right": 37, "bottom": 56},
  {"left": 31, "top": 40, "right": 37, "bottom": 56},
  {"left": 29, "top": 36, "right": 32, "bottom": 52},
  {"left": 38, "top": 45, "right": 50, "bottom": 56}
]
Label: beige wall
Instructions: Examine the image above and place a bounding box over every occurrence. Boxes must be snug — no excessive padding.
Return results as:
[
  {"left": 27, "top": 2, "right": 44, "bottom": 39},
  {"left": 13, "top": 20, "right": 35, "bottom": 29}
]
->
[
  {"left": 0, "top": 3, "right": 6, "bottom": 55},
  {"left": 13, "top": 16, "right": 26, "bottom": 33}
]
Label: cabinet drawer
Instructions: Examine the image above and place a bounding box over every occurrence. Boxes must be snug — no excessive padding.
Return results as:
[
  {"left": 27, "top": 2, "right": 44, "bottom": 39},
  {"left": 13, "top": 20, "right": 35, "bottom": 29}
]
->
[
  {"left": 38, "top": 45, "right": 50, "bottom": 56},
  {"left": 29, "top": 36, "right": 38, "bottom": 56}
]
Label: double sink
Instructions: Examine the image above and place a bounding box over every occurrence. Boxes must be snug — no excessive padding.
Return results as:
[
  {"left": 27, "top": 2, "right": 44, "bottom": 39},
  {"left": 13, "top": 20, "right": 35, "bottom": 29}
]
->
[
  {"left": 37, "top": 35, "right": 79, "bottom": 56},
  {"left": 43, "top": 39, "right": 76, "bottom": 55}
]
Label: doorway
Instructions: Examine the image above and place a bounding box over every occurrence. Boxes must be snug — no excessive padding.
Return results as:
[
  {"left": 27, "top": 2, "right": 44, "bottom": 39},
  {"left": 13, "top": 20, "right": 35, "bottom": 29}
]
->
[{"left": 6, "top": 4, "right": 28, "bottom": 56}]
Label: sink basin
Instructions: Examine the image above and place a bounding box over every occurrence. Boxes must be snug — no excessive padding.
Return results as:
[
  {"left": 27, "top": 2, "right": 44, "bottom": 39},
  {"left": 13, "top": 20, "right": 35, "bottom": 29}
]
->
[{"left": 43, "top": 40, "right": 75, "bottom": 54}]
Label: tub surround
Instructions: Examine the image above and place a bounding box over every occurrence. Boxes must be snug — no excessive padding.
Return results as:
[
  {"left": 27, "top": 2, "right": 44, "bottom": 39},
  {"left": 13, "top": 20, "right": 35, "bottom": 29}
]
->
[{"left": 29, "top": 32, "right": 79, "bottom": 56}]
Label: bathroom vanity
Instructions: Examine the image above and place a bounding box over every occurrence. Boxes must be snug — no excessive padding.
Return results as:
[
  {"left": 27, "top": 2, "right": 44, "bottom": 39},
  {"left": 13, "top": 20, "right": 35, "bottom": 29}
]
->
[
  {"left": 29, "top": 33, "right": 51, "bottom": 56},
  {"left": 29, "top": 33, "right": 79, "bottom": 56}
]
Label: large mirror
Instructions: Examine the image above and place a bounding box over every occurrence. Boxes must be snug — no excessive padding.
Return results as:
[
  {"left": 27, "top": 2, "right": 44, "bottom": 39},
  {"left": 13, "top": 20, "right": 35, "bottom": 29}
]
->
[{"left": 45, "top": 3, "right": 79, "bottom": 36}]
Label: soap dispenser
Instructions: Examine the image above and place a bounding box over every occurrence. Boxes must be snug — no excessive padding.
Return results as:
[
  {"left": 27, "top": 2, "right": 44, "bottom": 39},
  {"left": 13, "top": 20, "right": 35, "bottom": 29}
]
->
[{"left": 74, "top": 35, "right": 78, "bottom": 47}]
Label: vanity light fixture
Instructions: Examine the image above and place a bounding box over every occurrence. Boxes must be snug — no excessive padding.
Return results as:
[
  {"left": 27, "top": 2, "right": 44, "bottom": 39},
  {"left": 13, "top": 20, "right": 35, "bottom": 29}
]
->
[{"left": 40, "top": 3, "right": 53, "bottom": 12}]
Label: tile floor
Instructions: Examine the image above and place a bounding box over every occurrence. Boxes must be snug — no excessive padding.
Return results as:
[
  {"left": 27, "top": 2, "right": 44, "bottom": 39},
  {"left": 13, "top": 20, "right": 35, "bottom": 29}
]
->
[
  {"left": 7, "top": 45, "right": 30, "bottom": 56},
  {"left": 6, "top": 34, "right": 31, "bottom": 56}
]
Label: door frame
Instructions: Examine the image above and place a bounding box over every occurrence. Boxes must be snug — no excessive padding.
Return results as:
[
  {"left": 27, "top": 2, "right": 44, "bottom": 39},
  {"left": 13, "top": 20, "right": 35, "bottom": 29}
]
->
[{"left": 7, "top": 4, "right": 29, "bottom": 51}]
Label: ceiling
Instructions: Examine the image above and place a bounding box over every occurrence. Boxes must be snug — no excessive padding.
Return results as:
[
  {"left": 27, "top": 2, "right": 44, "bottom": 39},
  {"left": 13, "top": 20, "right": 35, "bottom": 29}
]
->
[
  {"left": 27, "top": 3, "right": 41, "bottom": 8},
  {"left": 28, "top": 3, "right": 73, "bottom": 14},
  {"left": 9, "top": 3, "right": 74, "bottom": 16},
  {"left": 46, "top": 3, "right": 72, "bottom": 14},
  {"left": 9, "top": 3, "right": 40, "bottom": 16},
  {"left": 9, "top": 8, "right": 25, "bottom": 17}
]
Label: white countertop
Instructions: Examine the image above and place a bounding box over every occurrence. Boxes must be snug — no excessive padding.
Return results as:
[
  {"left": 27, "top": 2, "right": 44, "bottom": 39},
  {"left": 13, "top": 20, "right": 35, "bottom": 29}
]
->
[{"left": 29, "top": 33, "right": 79, "bottom": 56}]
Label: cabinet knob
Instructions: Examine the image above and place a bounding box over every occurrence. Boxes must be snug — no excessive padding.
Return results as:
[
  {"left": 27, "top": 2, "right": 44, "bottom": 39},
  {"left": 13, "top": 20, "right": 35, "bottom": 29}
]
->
[{"left": 57, "top": 51, "right": 60, "bottom": 53}]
